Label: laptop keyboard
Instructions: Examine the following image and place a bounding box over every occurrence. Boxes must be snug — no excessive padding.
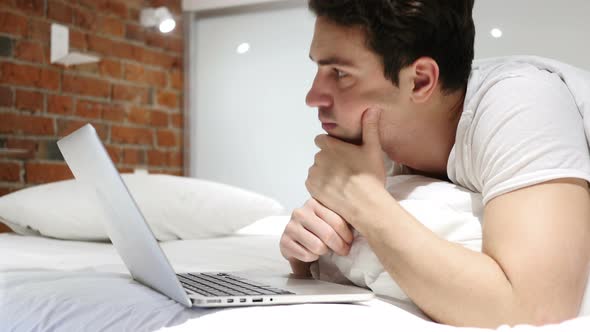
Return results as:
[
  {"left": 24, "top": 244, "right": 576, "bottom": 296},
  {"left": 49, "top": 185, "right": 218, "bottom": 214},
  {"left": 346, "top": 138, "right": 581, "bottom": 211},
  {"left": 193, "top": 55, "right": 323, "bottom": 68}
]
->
[{"left": 177, "top": 272, "right": 294, "bottom": 297}]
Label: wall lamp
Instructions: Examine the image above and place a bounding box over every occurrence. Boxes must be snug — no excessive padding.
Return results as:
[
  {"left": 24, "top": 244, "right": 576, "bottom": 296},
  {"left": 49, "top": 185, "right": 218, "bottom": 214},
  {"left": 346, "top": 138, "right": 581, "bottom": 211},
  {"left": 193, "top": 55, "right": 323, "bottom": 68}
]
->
[{"left": 140, "top": 7, "right": 176, "bottom": 33}]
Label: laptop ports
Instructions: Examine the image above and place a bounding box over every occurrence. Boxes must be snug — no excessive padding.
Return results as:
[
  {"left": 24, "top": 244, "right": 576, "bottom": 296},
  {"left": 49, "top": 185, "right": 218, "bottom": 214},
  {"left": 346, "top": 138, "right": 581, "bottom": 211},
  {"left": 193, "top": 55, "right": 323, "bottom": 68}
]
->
[{"left": 252, "top": 298, "right": 263, "bottom": 303}]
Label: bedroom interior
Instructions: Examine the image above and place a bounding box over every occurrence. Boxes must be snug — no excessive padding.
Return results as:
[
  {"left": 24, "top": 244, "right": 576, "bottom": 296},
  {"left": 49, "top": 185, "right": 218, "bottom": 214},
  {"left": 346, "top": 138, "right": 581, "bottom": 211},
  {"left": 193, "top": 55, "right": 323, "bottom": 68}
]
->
[{"left": 2, "top": 0, "right": 590, "bottom": 331}]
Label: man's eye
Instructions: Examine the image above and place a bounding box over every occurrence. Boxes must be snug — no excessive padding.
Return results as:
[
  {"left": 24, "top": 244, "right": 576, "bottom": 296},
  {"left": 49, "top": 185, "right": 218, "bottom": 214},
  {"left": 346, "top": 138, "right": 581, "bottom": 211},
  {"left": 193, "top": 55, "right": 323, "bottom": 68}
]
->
[{"left": 334, "top": 69, "right": 348, "bottom": 79}]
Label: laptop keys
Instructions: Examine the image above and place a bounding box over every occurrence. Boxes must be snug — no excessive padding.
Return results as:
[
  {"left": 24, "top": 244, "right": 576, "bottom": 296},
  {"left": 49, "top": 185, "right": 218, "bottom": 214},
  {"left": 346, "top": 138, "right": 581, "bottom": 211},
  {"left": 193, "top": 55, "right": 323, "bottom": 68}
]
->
[{"left": 176, "top": 273, "right": 294, "bottom": 297}]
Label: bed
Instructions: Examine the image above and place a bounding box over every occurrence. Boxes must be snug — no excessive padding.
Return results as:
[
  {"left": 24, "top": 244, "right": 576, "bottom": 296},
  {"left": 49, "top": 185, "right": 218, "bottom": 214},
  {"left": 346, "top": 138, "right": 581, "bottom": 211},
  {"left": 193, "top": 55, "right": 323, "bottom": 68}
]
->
[
  {"left": 0, "top": 217, "right": 430, "bottom": 331},
  {"left": 2, "top": 175, "right": 590, "bottom": 331}
]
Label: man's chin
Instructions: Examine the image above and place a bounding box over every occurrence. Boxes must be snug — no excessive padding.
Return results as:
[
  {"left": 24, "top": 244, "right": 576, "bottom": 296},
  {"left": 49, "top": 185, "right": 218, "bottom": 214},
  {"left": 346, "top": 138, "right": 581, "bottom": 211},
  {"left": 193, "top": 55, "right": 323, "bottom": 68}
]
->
[{"left": 327, "top": 132, "right": 362, "bottom": 145}]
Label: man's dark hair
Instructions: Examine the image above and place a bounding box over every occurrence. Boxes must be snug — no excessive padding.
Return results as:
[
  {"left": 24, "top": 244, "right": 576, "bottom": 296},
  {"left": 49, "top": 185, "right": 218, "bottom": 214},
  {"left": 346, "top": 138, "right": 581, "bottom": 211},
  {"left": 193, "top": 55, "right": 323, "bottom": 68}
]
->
[{"left": 308, "top": 0, "right": 475, "bottom": 92}]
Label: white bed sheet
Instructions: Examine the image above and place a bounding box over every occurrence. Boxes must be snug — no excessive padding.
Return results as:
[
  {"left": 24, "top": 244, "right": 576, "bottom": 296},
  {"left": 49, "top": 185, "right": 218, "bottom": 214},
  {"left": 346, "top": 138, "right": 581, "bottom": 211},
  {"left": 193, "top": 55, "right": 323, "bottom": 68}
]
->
[
  {"left": 2, "top": 220, "right": 590, "bottom": 332},
  {"left": 0, "top": 219, "right": 426, "bottom": 332}
]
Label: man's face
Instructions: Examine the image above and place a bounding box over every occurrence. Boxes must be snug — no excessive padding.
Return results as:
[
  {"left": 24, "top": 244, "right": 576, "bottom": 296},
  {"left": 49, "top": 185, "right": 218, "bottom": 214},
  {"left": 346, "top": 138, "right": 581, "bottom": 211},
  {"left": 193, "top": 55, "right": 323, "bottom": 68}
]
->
[{"left": 307, "top": 16, "right": 404, "bottom": 144}]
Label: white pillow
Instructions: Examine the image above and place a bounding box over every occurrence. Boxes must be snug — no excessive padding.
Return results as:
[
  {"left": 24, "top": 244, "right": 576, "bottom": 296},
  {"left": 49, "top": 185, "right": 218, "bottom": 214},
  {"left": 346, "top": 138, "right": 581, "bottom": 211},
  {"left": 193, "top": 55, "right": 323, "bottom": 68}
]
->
[
  {"left": 0, "top": 174, "right": 284, "bottom": 241},
  {"left": 313, "top": 175, "right": 483, "bottom": 301}
]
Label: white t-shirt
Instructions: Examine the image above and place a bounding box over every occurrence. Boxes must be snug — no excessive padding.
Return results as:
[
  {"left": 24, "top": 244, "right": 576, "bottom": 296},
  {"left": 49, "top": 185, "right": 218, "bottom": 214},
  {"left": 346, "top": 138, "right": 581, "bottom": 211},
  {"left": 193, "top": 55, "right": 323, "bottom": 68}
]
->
[{"left": 446, "top": 56, "right": 590, "bottom": 205}]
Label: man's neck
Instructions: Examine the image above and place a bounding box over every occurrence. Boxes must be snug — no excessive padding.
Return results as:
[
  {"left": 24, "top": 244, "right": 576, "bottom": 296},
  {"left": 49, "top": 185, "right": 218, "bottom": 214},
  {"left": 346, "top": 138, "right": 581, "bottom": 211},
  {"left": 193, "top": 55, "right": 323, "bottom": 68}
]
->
[{"left": 414, "top": 87, "right": 466, "bottom": 178}]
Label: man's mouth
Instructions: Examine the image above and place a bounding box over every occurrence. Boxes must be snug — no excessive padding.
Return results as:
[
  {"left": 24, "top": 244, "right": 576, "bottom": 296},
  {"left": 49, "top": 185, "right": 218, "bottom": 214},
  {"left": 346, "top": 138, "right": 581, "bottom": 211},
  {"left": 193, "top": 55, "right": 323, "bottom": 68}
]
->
[{"left": 321, "top": 123, "right": 337, "bottom": 131}]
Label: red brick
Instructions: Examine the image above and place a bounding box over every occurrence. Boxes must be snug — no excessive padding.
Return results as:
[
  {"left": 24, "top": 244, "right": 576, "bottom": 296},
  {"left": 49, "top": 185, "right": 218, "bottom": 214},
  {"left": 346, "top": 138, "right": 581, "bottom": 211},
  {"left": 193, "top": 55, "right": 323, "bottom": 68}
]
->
[
  {"left": 0, "top": 161, "right": 20, "bottom": 182},
  {"left": 169, "top": 69, "right": 182, "bottom": 90},
  {"left": 69, "top": 29, "right": 87, "bottom": 50},
  {"left": 167, "top": 37, "right": 183, "bottom": 53},
  {"left": 73, "top": 6, "right": 97, "bottom": 30},
  {"left": 0, "top": 113, "right": 55, "bottom": 136},
  {"left": 75, "top": 99, "right": 102, "bottom": 119},
  {"left": 47, "top": 95, "right": 73, "bottom": 115},
  {"left": 172, "top": 56, "right": 182, "bottom": 70},
  {"left": 39, "top": 68, "right": 60, "bottom": 90},
  {"left": 0, "top": 188, "right": 14, "bottom": 199},
  {"left": 86, "top": 34, "right": 113, "bottom": 54},
  {"left": 112, "top": 83, "right": 148, "bottom": 104},
  {"left": 147, "top": 34, "right": 178, "bottom": 54},
  {"left": 122, "top": 0, "right": 144, "bottom": 9},
  {"left": 147, "top": 150, "right": 166, "bottom": 166},
  {"left": 62, "top": 73, "right": 110, "bottom": 99},
  {"left": 105, "top": 145, "right": 120, "bottom": 164},
  {"left": 97, "top": 0, "right": 127, "bottom": 19},
  {"left": 156, "top": 90, "right": 178, "bottom": 108},
  {"left": 168, "top": 151, "right": 182, "bottom": 167},
  {"left": 15, "top": 90, "right": 44, "bottom": 113},
  {"left": 87, "top": 35, "right": 133, "bottom": 59},
  {"left": 65, "top": 62, "right": 99, "bottom": 75},
  {"left": 150, "top": 110, "right": 168, "bottom": 127},
  {"left": 124, "top": 63, "right": 166, "bottom": 87},
  {"left": 15, "top": 40, "right": 46, "bottom": 63},
  {"left": 118, "top": 167, "right": 134, "bottom": 174},
  {"left": 125, "top": 23, "right": 144, "bottom": 42},
  {"left": 0, "top": 62, "right": 60, "bottom": 90},
  {"left": 150, "top": 0, "right": 181, "bottom": 15},
  {"left": 98, "top": 59, "right": 122, "bottom": 78},
  {"left": 145, "top": 31, "right": 169, "bottom": 50},
  {"left": 78, "top": 0, "right": 97, "bottom": 10},
  {"left": 171, "top": 113, "right": 182, "bottom": 128},
  {"left": 128, "top": 106, "right": 150, "bottom": 125},
  {"left": 146, "top": 150, "right": 183, "bottom": 168},
  {"left": 97, "top": 15, "right": 124, "bottom": 37},
  {"left": 57, "top": 119, "right": 108, "bottom": 140},
  {"left": 28, "top": 18, "right": 50, "bottom": 44},
  {"left": 156, "top": 129, "right": 177, "bottom": 147},
  {"left": 0, "top": 11, "right": 28, "bottom": 37},
  {"left": 15, "top": 0, "right": 44, "bottom": 16},
  {"left": 6, "top": 139, "right": 37, "bottom": 159},
  {"left": 0, "top": 86, "right": 13, "bottom": 107},
  {"left": 122, "top": 148, "right": 145, "bottom": 165},
  {"left": 25, "top": 162, "right": 73, "bottom": 184},
  {"left": 111, "top": 125, "right": 153, "bottom": 145},
  {"left": 47, "top": 0, "right": 73, "bottom": 25},
  {"left": 101, "top": 103, "right": 126, "bottom": 122},
  {"left": 127, "top": 7, "right": 140, "bottom": 21},
  {"left": 134, "top": 46, "right": 177, "bottom": 69}
]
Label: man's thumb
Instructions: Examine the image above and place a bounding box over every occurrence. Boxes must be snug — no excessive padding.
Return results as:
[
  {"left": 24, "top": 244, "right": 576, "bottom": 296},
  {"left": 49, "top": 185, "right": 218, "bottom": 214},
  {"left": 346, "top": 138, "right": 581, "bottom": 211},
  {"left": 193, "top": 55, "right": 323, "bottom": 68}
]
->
[{"left": 362, "top": 108, "right": 382, "bottom": 147}]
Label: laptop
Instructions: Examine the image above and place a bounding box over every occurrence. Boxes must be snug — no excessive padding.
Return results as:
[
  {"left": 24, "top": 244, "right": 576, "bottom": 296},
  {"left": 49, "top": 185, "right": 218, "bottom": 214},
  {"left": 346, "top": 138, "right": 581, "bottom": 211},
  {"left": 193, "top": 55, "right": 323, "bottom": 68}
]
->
[{"left": 57, "top": 124, "right": 374, "bottom": 308}]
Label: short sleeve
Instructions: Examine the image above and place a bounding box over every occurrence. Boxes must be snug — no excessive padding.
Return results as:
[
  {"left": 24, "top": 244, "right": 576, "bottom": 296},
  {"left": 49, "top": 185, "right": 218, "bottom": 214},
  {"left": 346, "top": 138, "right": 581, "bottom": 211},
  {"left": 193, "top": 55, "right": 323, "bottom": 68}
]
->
[{"left": 468, "top": 68, "right": 590, "bottom": 205}]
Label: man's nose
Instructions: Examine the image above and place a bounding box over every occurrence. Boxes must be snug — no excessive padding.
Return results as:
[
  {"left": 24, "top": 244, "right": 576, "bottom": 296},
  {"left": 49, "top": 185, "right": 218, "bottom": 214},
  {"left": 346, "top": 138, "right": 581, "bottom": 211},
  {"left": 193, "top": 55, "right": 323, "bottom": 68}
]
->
[{"left": 305, "top": 76, "right": 332, "bottom": 108}]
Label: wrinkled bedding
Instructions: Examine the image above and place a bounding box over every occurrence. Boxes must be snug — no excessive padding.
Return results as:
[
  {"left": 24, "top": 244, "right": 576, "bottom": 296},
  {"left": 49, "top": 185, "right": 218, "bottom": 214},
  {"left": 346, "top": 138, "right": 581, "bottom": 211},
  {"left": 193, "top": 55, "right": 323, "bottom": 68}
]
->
[{"left": 2, "top": 209, "right": 590, "bottom": 331}]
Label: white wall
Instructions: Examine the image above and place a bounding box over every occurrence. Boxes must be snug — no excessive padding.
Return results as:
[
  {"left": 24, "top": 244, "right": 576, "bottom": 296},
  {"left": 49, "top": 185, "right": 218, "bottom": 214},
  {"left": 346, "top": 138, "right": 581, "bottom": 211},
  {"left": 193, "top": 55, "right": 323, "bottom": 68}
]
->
[
  {"left": 192, "top": 4, "right": 318, "bottom": 211},
  {"left": 473, "top": 0, "right": 590, "bottom": 70},
  {"left": 189, "top": 1, "right": 590, "bottom": 212}
]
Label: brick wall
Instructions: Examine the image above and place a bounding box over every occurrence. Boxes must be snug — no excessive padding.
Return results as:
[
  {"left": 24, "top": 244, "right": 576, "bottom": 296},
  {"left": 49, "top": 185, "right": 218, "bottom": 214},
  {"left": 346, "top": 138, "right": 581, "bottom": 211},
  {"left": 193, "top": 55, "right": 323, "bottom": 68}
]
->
[{"left": 0, "top": 0, "right": 184, "bottom": 198}]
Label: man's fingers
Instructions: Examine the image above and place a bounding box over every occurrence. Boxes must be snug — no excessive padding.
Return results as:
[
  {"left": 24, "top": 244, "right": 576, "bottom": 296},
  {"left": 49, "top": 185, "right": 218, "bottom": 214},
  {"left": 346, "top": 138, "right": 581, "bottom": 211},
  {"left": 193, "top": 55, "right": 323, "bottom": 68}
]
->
[
  {"left": 295, "top": 224, "right": 331, "bottom": 256},
  {"left": 300, "top": 215, "right": 351, "bottom": 256},
  {"left": 312, "top": 199, "right": 354, "bottom": 244},
  {"left": 281, "top": 236, "right": 319, "bottom": 262}
]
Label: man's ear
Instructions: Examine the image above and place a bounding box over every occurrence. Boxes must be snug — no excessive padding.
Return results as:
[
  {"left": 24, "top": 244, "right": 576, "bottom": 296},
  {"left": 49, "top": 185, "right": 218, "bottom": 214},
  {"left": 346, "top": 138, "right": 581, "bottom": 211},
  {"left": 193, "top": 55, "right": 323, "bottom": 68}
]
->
[{"left": 408, "top": 57, "right": 439, "bottom": 104}]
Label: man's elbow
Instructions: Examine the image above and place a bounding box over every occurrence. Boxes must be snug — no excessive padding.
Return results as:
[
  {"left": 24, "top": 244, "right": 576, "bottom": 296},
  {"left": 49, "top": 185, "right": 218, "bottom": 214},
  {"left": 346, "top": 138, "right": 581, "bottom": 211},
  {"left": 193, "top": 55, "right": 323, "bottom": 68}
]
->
[
  {"left": 456, "top": 297, "right": 581, "bottom": 328},
  {"left": 511, "top": 301, "right": 580, "bottom": 327},
  {"left": 526, "top": 304, "right": 579, "bottom": 326}
]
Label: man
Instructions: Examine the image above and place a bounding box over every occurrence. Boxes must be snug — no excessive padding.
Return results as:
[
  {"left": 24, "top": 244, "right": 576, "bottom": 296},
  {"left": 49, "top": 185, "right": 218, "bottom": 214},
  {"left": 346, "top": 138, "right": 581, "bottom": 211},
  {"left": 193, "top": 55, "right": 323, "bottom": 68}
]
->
[{"left": 279, "top": 0, "right": 590, "bottom": 328}]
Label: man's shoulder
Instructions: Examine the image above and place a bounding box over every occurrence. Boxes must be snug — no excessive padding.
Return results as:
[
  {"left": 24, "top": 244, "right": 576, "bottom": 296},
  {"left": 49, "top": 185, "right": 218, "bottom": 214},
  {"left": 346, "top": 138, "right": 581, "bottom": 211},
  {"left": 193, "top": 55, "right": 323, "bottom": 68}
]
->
[
  {"left": 465, "top": 56, "right": 580, "bottom": 113},
  {"left": 470, "top": 55, "right": 590, "bottom": 88}
]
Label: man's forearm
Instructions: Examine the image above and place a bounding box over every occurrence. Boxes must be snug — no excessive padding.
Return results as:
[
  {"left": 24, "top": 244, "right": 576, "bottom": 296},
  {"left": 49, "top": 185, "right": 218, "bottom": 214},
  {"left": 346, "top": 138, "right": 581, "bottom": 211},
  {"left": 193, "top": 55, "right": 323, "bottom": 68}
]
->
[{"left": 356, "top": 192, "right": 523, "bottom": 328}]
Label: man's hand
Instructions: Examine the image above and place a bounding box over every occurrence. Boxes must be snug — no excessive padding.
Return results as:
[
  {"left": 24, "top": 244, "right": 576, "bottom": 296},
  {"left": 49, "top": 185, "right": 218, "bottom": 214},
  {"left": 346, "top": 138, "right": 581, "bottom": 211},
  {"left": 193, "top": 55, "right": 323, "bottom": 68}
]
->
[
  {"left": 306, "top": 108, "right": 387, "bottom": 229},
  {"left": 279, "top": 198, "right": 354, "bottom": 275}
]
